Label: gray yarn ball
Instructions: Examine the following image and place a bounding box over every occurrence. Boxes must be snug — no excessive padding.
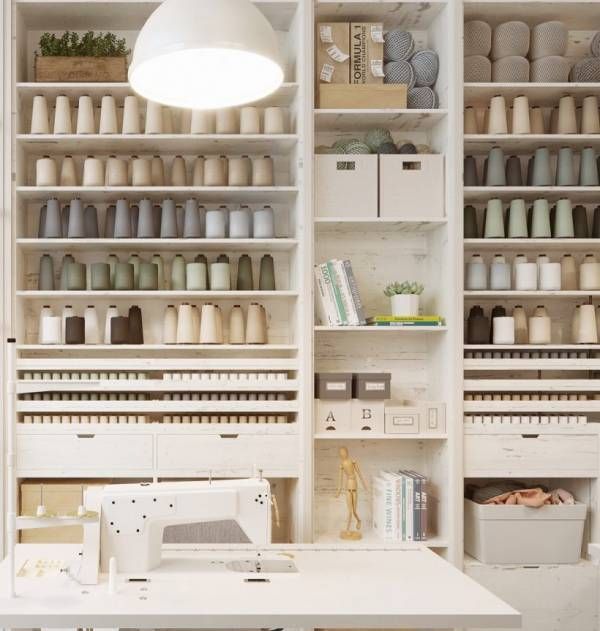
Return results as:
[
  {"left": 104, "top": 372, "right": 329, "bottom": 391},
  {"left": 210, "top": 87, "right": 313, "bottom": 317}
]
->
[
  {"left": 529, "top": 21, "right": 568, "bottom": 60},
  {"left": 384, "top": 29, "right": 414, "bottom": 62},
  {"left": 344, "top": 139, "right": 371, "bottom": 154},
  {"left": 410, "top": 49, "right": 439, "bottom": 87},
  {"left": 491, "top": 21, "right": 530, "bottom": 61},
  {"left": 570, "top": 57, "right": 600, "bottom": 82},
  {"left": 407, "top": 87, "right": 438, "bottom": 109},
  {"left": 384, "top": 60, "right": 416, "bottom": 87},
  {"left": 365, "top": 127, "right": 393, "bottom": 152},
  {"left": 377, "top": 142, "right": 398, "bottom": 154},
  {"left": 531, "top": 55, "right": 570, "bottom": 82},
  {"left": 397, "top": 142, "right": 418, "bottom": 154},
  {"left": 464, "top": 55, "right": 492, "bottom": 82},
  {"left": 464, "top": 20, "right": 492, "bottom": 57},
  {"left": 591, "top": 32, "right": 600, "bottom": 57},
  {"left": 332, "top": 139, "right": 352, "bottom": 153},
  {"left": 492, "top": 56, "right": 530, "bottom": 82}
]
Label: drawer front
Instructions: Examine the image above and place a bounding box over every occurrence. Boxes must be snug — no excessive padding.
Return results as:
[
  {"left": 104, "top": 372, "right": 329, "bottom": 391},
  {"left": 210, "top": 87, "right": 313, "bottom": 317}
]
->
[
  {"left": 157, "top": 434, "right": 299, "bottom": 476},
  {"left": 17, "top": 434, "right": 154, "bottom": 475},
  {"left": 465, "top": 434, "right": 598, "bottom": 477}
]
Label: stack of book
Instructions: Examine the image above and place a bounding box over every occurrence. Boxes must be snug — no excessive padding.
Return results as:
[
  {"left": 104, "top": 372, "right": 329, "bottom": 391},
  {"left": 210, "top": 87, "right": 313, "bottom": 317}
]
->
[
  {"left": 366, "top": 315, "right": 444, "bottom": 327},
  {"left": 372, "top": 470, "right": 427, "bottom": 542},
  {"left": 314, "top": 259, "right": 366, "bottom": 326}
]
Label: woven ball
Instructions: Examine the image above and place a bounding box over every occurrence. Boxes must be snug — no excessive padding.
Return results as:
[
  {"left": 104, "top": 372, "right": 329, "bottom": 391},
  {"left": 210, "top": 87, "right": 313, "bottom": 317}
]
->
[
  {"left": 531, "top": 55, "right": 570, "bottom": 82},
  {"left": 344, "top": 139, "right": 371, "bottom": 154},
  {"left": 364, "top": 128, "right": 393, "bottom": 152},
  {"left": 492, "top": 56, "right": 530, "bottom": 82},
  {"left": 377, "top": 142, "right": 398, "bottom": 154},
  {"left": 416, "top": 144, "right": 432, "bottom": 154},
  {"left": 464, "top": 55, "right": 492, "bottom": 82},
  {"left": 397, "top": 142, "right": 417, "bottom": 154},
  {"left": 411, "top": 50, "right": 439, "bottom": 87},
  {"left": 570, "top": 57, "right": 600, "bottom": 82},
  {"left": 529, "top": 21, "right": 568, "bottom": 60},
  {"left": 332, "top": 139, "right": 350, "bottom": 153},
  {"left": 407, "top": 87, "right": 438, "bottom": 109},
  {"left": 491, "top": 21, "right": 530, "bottom": 60},
  {"left": 591, "top": 31, "right": 600, "bottom": 57},
  {"left": 384, "top": 60, "right": 415, "bottom": 87},
  {"left": 464, "top": 20, "right": 492, "bottom": 57},
  {"left": 384, "top": 29, "right": 414, "bottom": 62}
]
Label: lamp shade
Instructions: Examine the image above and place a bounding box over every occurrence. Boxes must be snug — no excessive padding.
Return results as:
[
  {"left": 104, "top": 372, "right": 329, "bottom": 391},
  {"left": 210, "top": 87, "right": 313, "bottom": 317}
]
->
[{"left": 129, "top": 0, "right": 284, "bottom": 110}]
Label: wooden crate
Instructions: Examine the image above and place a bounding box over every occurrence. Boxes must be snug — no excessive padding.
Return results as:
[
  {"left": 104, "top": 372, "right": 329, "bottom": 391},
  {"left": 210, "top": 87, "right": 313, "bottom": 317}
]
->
[
  {"left": 318, "top": 84, "right": 407, "bottom": 109},
  {"left": 34, "top": 56, "right": 127, "bottom": 82}
]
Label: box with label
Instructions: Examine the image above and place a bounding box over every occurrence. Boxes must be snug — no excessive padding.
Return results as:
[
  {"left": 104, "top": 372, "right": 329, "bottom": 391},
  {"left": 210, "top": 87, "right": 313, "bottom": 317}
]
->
[
  {"left": 315, "top": 399, "right": 352, "bottom": 433},
  {"left": 316, "top": 154, "right": 378, "bottom": 218},
  {"left": 351, "top": 399, "right": 385, "bottom": 433},
  {"left": 352, "top": 372, "right": 391, "bottom": 400},
  {"left": 379, "top": 154, "right": 444, "bottom": 219},
  {"left": 385, "top": 405, "right": 421, "bottom": 434},
  {"left": 316, "top": 22, "right": 350, "bottom": 86},
  {"left": 350, "top": 22, "right": 384, "bottom": 84},
  {"left": 406, "top": 399, "right": 446, "bottom": 434},
  {"left": 315, "top": 372, "right": 352, "bottom": 400},
  {"left": 318, "top": 84, "right": 407, "bottom": 109}
]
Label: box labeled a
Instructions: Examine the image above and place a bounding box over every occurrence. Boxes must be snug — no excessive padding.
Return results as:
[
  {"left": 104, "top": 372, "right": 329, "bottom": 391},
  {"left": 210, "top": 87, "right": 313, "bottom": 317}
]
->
[
  {"left": 315, "top": 400, "right": 351, "bottom": 433},
  {"left": 351, "top": 399, "right": 384, "bottom": 433}
]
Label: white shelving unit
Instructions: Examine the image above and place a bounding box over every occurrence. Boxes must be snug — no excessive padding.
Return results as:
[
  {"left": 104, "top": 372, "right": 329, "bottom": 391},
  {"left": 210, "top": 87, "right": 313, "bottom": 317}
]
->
[{"left": 462, "top": 2, "right": 600, "bottom": 627}]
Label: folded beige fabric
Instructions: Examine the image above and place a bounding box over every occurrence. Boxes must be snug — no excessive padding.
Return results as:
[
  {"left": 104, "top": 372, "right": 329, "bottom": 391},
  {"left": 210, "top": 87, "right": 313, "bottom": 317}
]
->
[{"left": 484, "top": 486, "right": 574, "bottom": 507}]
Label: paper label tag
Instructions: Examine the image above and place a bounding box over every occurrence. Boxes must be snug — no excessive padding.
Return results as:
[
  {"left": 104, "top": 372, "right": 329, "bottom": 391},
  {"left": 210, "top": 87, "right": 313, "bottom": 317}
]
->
[
  {"left": 371, "top": 59, "right": 385, "bottom": 77},
  {"left": 320, "top": 63, "right": 335, "bottom": 83},
  {"left": 371, "top": 25, "right": 384, "bottom": 43},
  {"left": 326, "top": 382, "right": 347, "bottom": 391},
  {"left": 327, "top": 44, "right": 350, "bottom": 62},
  {"left": 366, "top": 382, "right": 385, "bottom": 391},
  {"left": 319, "top": 25, "right": 333, "bottom": 43}
]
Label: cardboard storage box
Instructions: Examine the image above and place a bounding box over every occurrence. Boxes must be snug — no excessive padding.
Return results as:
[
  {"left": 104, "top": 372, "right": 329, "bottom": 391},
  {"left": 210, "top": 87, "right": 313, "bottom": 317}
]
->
[
  {"left": 350, "top": 22, "right": 384, "bottom": 84},
  {"left": 316, "top": 22, "right": 350, "bottom": 85},
  {"left": 406, "top": 399, "right": 446, "bottom": 434},
  {"left": 379, "top": 154, "right": 445, "bottom": 218},
  {"left": 464, "top": 498, "right": 587, "bottom": 564},
  {"left": 315, "top": 372, "right": 352, "bottom": 399},
  {"left": 318, "top": 84, "right": 407, "bottom": 109},
  {"left": 352, "top": 372, "right": 391, "bottom": 400},
  {"left": 315, "top": 399, "right": 352, "bottom": 433},
  {"left": 315, "top": 154, "right": 378, "bottom": 218},
  {"left": 351, "top": 399, "right": 384, "bottom": 433},
  {"left": 385, "top": 405, "right": 421, "bottom": 434}
]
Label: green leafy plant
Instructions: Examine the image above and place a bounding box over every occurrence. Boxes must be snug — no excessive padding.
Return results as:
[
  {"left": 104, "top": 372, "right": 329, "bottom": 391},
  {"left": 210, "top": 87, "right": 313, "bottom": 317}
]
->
[
  {"left": 383, "top": 281, "right": 424, "bottom": 297},
  {"left": 37, "top": 31, "right": 129, "bottom": 57}
]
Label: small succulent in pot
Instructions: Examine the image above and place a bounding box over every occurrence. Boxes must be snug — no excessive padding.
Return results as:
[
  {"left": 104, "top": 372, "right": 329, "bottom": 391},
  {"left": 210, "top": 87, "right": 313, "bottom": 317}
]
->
[{"left": 384, "top": 281, "right": 424, "bottom": 316}]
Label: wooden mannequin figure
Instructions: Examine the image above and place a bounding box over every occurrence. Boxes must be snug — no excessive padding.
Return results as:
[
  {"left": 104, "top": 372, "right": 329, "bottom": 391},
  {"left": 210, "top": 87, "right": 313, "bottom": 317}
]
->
[{"left": 335, "top": 446, "right": 368, "bottom": 540}]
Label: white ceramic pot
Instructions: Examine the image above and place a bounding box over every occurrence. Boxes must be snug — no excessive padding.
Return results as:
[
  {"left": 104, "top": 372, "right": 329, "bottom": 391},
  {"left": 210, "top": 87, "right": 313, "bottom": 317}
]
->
[{"left": 390, "top": 294, "right": 419, "bottom": 316}]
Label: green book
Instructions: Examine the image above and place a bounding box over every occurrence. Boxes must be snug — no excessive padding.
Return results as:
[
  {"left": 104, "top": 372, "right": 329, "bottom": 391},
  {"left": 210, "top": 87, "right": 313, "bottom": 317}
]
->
[{"left": 367, "top": 315, "right": 443, "bottom": 323}]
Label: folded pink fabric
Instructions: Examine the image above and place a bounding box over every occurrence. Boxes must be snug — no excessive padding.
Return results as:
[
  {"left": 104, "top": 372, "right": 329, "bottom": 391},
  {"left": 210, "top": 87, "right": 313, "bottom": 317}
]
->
[{"left": 484, "top": 487, "right": 574, "bottom": 507}]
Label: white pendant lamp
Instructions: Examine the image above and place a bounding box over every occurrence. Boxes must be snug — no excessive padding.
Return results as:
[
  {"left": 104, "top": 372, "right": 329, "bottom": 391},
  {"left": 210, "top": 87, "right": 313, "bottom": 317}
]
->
[{"left": 129, "top": 0, "right": 284, "bottom": 110}]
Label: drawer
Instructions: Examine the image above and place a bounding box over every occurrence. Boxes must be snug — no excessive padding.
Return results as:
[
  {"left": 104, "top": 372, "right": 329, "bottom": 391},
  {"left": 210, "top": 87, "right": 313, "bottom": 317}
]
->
[
  {"left": 17, "top": 433, "right": 154, "bottom": 475},
  {"left": 157, "top": 434, "right": 299, "bottom": 476},
  {"left": 465, "top": 433, "right": 598, "bottom": 478}
]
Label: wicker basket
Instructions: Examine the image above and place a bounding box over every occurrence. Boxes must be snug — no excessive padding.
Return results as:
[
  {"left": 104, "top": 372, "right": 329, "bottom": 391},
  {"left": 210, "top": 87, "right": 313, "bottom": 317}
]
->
[{"left": 34, "top": 56, "right": 127, "bottom": 82}]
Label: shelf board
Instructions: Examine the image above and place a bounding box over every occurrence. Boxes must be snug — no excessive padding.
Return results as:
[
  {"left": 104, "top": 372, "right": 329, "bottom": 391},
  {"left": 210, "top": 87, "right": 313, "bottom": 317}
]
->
[
  {"left": 465, "top": 358, "right": 600, "bottom": 371},
  {"left": 465, "top": 83, "right": 600, "bottom": 107},
  {"left": 17, "top": 400, "right": 298, "bottom": 413},
  {"left": 314, "top": 432, "right": 447, "bottom": 439},
  {"left": 17, "top": 134, "right": 299, "bottom": 155},
  {"left": 17, "top": 344, "right": 298, "bottom": 352},
  {"left": 314, "top": 109, "right": 447, "bottom": 132},
  {"left": 17, "top": 290, "right": 297, "bottom": 300},
  {"left": 17, "top": 238, "right": 298, "bottom": 252},
  {"left": 314, "top": 217, "right": 447, "bottom": 232},
  {"left": 17, "top": 186, "right": 298, "bottom": 203},
  {"left": 16, "top": 0, "right": 299, "bottom": 31},
  {"left": 465, "top": 134, "right": 600, "bottom": 152},
  {"left": 315, "top": 0, "right": 447, "bottom": 29},
  {"left": 314, "top": 530, "right": 448, "bottom": 549},
  {"left": 464, "top": 290, "right": 600, "bottom": 299},
  {"left": 314, "top": 325, "right": 447, "bottom": 332},
  {"left": 464, "top": 344, "right": 599, "bottom": 350},
  {"left": 464, "top": 424, "right": 599, "bottom": 435},
  {"left": 464, "top": 186, "right": 600, "bottom": 203},
  {"left": 16, "top": 82, "right": 300, "bottom": 106},
  {"left": 17, "top": 423, "right": 298, "bottom": 435},
  {"left": 465, "top": 378, "right": 600, "bottom": 392},
  {"left": 464, "top": 400, "right": 600, "bottom": 413},
  {"left": 464, "top": 238, "right": 600, "bottom": 250}
]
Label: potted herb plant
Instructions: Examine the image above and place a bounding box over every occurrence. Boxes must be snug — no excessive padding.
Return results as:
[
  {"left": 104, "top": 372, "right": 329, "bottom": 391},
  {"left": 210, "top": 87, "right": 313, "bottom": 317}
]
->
[
  {"left": 35, "top": 31, "right": 129, "bottom": 82},
  {"left": 384, "top": 281, "right": 424, "bottom": 316}
]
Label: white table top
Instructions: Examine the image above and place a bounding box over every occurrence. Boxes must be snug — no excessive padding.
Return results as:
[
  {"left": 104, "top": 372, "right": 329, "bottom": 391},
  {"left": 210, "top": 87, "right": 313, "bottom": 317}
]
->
[{"left": 0, "top": 544, "right": 520, "bottom": 629}]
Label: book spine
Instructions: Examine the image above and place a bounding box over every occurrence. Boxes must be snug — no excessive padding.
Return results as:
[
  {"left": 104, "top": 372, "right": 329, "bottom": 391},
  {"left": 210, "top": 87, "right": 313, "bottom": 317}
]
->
[
  {"left": 320, "top": 263, "right": 342, "bottom": 325},
  {"left": 371, "top": 478, "right": 384, "bottom": 540},
  {"left": 401, "top": 473, "right": 406, "bottom": 541},
  {"left": 334, "top": 259, "right": 358, "bottom": 325},
  {"left": 405, "top": 473, "right": 413, "bottom": 542},
  {"left": 420, "top": 476, "right": 428, "bottom": 541},
  {"left": 325, "top": 261, "right": 347, "bottom": 325},
  {"left": 343, "top": 260, "right": 367, "bottom": 325},
  {"left": 314, "top": 267, "right": 336, "bottom": 326},
  {"left": 414, "top": 475, "right": 421, "bottom": 542}
]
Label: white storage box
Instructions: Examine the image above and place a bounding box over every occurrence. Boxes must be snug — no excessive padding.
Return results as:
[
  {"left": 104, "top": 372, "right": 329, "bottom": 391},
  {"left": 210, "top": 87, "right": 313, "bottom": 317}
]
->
[
  {"left": 351, "top": 399, "right": 384, "bottom": 433},
  {"left": 315, "top": 154, "right": 378, "bottom": 218},
  {"left": 379, "top": 154, "right": 444, "bottom": 219},
  {"left": 464, "top": 498, "right": 587, "bottom": 565},
  {"left": 315, "top": 399, "right": 352, "bottom": 433}
]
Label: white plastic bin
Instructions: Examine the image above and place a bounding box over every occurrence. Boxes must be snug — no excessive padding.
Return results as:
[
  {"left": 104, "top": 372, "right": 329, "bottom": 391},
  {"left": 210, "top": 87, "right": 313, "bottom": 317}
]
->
[
  {"left": 464, "top": 498, "right": 587, "bottom": 564},
  {"left": 379, "top": 154, "right": 444, "bottom": 218},
  {"left": 315, "top": 154, "right": 378, "bottom": 218}
]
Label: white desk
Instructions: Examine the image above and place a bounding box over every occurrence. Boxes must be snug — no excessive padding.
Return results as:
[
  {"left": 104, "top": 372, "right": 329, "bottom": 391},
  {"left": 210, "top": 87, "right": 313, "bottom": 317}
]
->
[{"left": 0, "top": 544, "right": 520, "bottom": 629}]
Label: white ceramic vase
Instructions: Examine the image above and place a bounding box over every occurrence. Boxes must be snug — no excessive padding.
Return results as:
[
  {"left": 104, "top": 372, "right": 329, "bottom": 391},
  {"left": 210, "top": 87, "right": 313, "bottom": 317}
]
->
[{"left": 391, "top": 294, "right": 419, "bottom": 316}]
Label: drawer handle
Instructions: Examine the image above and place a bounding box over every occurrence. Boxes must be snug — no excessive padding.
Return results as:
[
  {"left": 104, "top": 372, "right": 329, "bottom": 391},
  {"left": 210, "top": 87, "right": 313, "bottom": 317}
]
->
[
  {"left": 521, "top": 434, "right": 539, "bottom": 439},
  {"left": 219, "top": 434, "right": 239, "bottom": 439},
  {"left": 76, "top": 433, "right": 96, "bottom": 439}
]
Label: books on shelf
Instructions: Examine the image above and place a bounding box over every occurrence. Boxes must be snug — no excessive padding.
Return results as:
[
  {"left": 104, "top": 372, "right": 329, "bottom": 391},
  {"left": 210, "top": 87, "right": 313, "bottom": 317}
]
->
[
  {"left": 372, "top": 469, "right": 427, "bottom": 542},
  {"left": 366, "top": 315, "right": 445, "bottom": 327},
  {"left": 314, "top": 258, "right": 366, "bottom": 326}
]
